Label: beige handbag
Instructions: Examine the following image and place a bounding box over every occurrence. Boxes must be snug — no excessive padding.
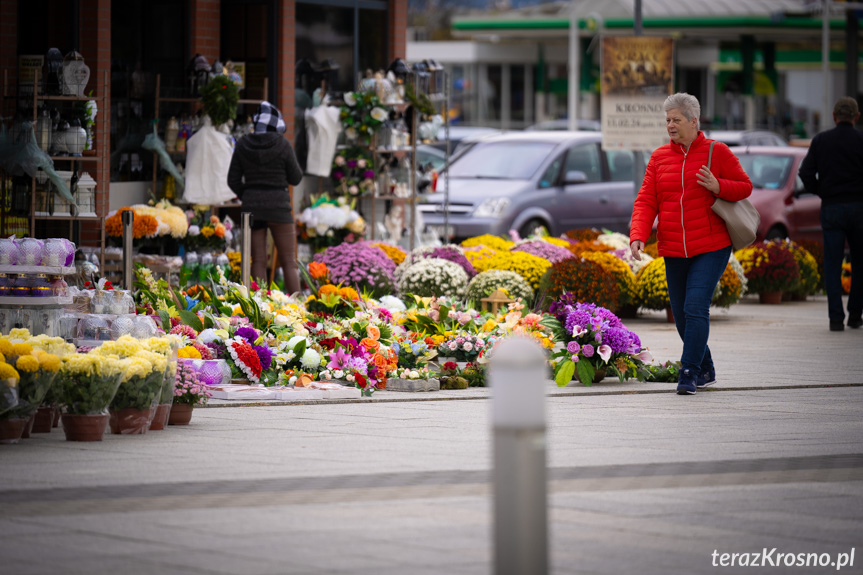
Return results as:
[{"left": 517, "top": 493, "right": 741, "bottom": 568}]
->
[{"left": 707, "top": 141, "right": 760, "bottom": 251}]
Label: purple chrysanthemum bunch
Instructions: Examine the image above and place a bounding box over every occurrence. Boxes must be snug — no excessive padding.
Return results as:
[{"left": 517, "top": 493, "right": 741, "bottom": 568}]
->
[
  {"left": 313, "top": 241, "right": 397, "bottom": 297},
  {"left": 234, "top": 326, "right": 260, "bottom": 344},
  {"left": 206, "top": 341, "right": 227, "bottom": 360},
  {"left": 253, "top": 344, "right": 274, "bottom": 371},
  {"left": 512, "top": 240, "right": 574, "bottom": 265}
]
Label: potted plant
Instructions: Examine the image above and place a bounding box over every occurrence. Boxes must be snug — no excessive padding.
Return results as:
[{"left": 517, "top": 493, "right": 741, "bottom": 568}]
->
[
  {"left": 397, "top": 258, "right": 469, "bottom": 299},
  {"left": 13, "top": 349, "right": 61, "bottom": 438},
  {"left": 148, "top": 338, "right": 180, "bottom": 431},
  {"left": 0, "top": 362, "right": 23, "bottom": 444},
  {"left": 108, "top": 352, "right": 165, "bottom": 434},
  {"left": 783, "top": 240, "right": 821, "bottom": 300},
  {"left": 437, "top": 333, "right": 493, "bottom": 367},
  {"left": 170, "top": 360, "right": 212, "bottom": 425},
  {"left": 467, "top": 269, "right": 535, "bottom": 305},
  {"left": 734, "top": 241, "right": 800, "bottom": 303},
  {"left": 634, "top": 257, "right": 671, "bottom": 319},
  {"left": 57, "top": 355, "right": 124, "bottom": 441}
]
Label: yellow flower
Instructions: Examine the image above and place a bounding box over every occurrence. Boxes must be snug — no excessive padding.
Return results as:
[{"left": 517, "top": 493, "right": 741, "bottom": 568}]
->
[
  {"left": 12, "top": 343, "right": 33, "bottom": 357},
  {"left": 178, "top": 346, "right": 202, "bottom": 359},
  {"left": 37, "top": 353, "right": 61, "bottom": 373},
  {"left": 542, "top": 237, "right": 572, "bottom": 248},
  {"left": 142, "top": 337, "right": 172, "bottom": 356},
  {"left": 120, "top": 356, "right": 154, "bottom": 382},
  {"left": 94, "top": 336, "right": 142, "bottom": 358},
  {"left": 0, "top": 340, "right": 10, "bottom": 357},
  {"left": 461, "top": 234, "right": 514, "bottom": 251},
  {"left": 201, "top": 225, "right": 215, "bottom": 238},
  {"left": 0, "top": 362, "right": 19, "bottom": 383},
  {"left": 16, "top": 355, "right": 39, "bottom": 373},
  {"left": 9, "top": 328, "right": 31, "bottom": 340},
  {"left": 481, "top": 319, "right": 498, "bottom": 332}
]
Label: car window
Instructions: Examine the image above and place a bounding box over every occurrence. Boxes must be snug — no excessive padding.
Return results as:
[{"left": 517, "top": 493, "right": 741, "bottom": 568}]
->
[
  {"left": 606, "top": 150, "right": 635, "bottom": 182},
  {"left": 734, "top": 154, "right": 793, "bottom": 189},
  {"left": 539, "top": 154, "right": 564, "bottom": 188},
  {"left": 449, "top": 141, "right": 557, "bottom": 179},
  {"left": 564, "top": 143, "right": 601, "bottom": 183}
]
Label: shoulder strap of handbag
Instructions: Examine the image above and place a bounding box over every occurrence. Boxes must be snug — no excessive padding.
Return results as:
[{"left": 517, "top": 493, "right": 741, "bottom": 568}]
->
[{"left": 707, "top": 140, "right": 716, "bottom": 170}]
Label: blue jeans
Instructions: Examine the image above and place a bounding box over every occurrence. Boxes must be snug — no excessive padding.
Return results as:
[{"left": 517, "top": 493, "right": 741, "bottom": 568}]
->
[
  {"left": 821, "top": 203, "right": 863, "bottom": 323},
  {"left": 665, "top": 245, "right": 733, "bottom": 375}
]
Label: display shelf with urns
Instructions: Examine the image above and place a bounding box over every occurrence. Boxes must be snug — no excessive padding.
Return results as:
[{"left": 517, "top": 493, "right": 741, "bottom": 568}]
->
[{"left": 0, "top": 60, "right": 108, "bottom": 274}]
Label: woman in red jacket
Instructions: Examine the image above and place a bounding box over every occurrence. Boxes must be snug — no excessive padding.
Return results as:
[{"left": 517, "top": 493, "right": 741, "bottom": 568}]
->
[{"left": 630, "top": 93, "right": 752, "bottom": 395}]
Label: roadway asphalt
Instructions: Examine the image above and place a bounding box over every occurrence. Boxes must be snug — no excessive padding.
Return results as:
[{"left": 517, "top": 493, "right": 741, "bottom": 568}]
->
[{"left": 1, "top": 294, "right": 861, "bottom": 574}]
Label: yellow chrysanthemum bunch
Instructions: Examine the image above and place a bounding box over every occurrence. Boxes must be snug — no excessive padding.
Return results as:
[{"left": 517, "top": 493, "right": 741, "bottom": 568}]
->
[
  {"left": 461, "top": 234, "right": 514, "bottom": 252},
  {"left": 178, "top": 346, "right": 202, "bottom": 359},
  {"left": 95, "top": 335, "right": 143, "bottom": 358},
  {"left": 120, "top": 356, "right": 154, "bottom": 382},
  {"left": 462, "top": 245, "right": 499, "bottom": 266},
  {"left": 473, "top": 251, "right": 551, "bottom": 289},
  {"left": 137, "top": 350, "right": 167, "bottom": 374},
  {"left": 0, "top": 339, "right": 11, "bottom": 356},
  {"left": 27, "top": 335, "right": 76, "bottom": 357},
  {"left": 35, "top": 352, "right": 61, "bottom": 373},
  {"left": 142, "top": 337, "right": 173, "bottom": 356},
  {"left": 635, "top": 257, "right": 669, "bottom": 311},
  {"left": 15, "top": 354, "right": 39, "bottom": 373},
  {"left": 580, "top": 251, "right": 638, "bottom": 308},
  {"left": 9, "top": 328, "right": 32, "bottom": 340},
  {"left": 542, "top": 237, "right": 572, "bottom": 249},
  {"left": 12, "top": 343, "right": 32, "bottom": 357},
  {"left": 369, "top": 242, "right": 407, "bottom": 265},
  {"left": 62, "top": 354, "right": 124, "bottom": 379},
  {"left": 0, "top": 362, "right": 19, "bottom": 383}
]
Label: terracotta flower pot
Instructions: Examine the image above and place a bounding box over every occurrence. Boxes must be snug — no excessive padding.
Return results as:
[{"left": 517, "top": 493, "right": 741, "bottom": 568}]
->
[
  {"left": 168, "top": 403, "right": 193, "bottom": 426},
  {"left": 149, "top": 403, "right": 172, "bottom": 431},
  {"left": 109, "top": 408, "right": 152, "bottom": 435},
  {"left": 20, "top": 413, "right": 36, "bottom": 439},
  {"left": 61, "top": 413, "right": 109, "bottom": 442},
  {"left": 53, "top": 408, "right": 61, "bottom": 428},
  {"left": 31, "top": 406, "right": 56, "bottom": 433},
  {"left": 0, "top": 417, "right": 29, "bottom": 444},
  {"left": 759, "top": 291, "right": 783, "bottom": 304}
]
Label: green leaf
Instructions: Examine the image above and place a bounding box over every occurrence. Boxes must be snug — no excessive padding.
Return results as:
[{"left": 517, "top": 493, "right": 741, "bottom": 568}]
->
[
  {"left": 202, "top": 313, "right": 215, "bottom": 330},
  {"left": 292, "top": 340, "right": 307, "bottom": 357},
  {"left": 219, "top": 305, "right": 233, "bottom": 316},
  {"left": 157, "top": 310, "right": 171, "bottom": 331},
  {"left": 576, "top": 361, "right": 595, "bottom": 386},
  {"left": 178, "top": 310, "right": 203, "bottom": 333},
  {"left": 554, "top": 359, "right": 576, "bottom": 387}
]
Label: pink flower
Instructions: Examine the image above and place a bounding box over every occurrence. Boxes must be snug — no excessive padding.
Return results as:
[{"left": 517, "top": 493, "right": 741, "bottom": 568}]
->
[{"left": 597, "top": 344, "right": 612, "bottom": 363}]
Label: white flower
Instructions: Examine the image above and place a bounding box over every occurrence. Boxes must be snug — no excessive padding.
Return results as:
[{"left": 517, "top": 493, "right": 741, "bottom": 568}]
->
[
  {"left": 344, "top": 92, "right": 357, "bottom": 107},
  {"left": 597, "top": 344, "right": 612, "bottom": 363},
  {"left": 334, "top": 370, "right": 345, "bottom": 379},
  {"left": 301, "top": 348, "right": 321, "bottom": 370},
  {"left": 274, "top": 314, "right": 290, "bottom": 327},
  {"left": 196, "top": 329, "right": 221, "bottom": 344},
  {"left": 287, "top": 336, "right": 306, "bottom": 350},
  {"left": 334, "top": 156, "right": 346, "bottom": 166},
  {"left": 370, "top": 107, "right": 388, "bottom": 122},
  {"left": 345, "top": 127, "right": 358, "bottom": 140},
  {"left": 409, "top": 370, "right": 419, "bottom": 379},
  {"left": 378, "top": 295, "right": 406, "bottom": 312},
  {"left": 188, "top": 225, "right": 200, "bottom": 236},
  {"left": 346, "top": 374, "right": 355, "bottom": 382},
  {"left": 463, "top": 342, "right": 473, "bottom": 352},
  {"left": 348, "top": 185, "right": 359, "bottom": 195},
  {"left": 357, "top": 159, "right": 367, "bottom": 169}
]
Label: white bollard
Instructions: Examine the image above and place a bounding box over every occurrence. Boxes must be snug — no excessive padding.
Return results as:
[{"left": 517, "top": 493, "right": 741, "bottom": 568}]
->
[{"left": 489, "top": 337, "right": 549, "bottom": 575}]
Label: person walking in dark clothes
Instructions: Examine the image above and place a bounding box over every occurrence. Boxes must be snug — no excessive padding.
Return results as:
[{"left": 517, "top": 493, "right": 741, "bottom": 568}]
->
[
  {"left": 228, "top": 101, "right": 304, "bottom": 293},
  {"left": 799, "top": 97, "right": 863, "bottom": 332}
]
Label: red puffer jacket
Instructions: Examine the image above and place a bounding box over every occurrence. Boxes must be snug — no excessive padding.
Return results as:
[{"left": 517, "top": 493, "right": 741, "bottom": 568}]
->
[{"left": 630, "top": 132, "right": 752, "bottom": 258}]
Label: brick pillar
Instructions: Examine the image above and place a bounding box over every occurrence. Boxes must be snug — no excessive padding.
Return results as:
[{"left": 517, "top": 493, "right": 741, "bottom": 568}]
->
[
  {"left": 0, "top": 0, "right": 17, "bottom": 102},
  {"left": 190, "top": 0, "right": 220, "bottom": 67},
  {"left": 279, "top": 0, "right": 296, "bottom": 143},
  {"left": 389, "top": 0, "right": 408, "bottom": 61},
  {"left": 78, "top": 0, "right": 110, "bottom": 249}
]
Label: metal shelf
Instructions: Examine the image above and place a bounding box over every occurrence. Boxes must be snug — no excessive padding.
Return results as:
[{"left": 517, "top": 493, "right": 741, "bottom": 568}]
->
[
  {"left": 49, "top": 156, "right": 100, "bottom": 162},
  {"left": 0, "top": 296, "right": 73, "bottom": 306}
]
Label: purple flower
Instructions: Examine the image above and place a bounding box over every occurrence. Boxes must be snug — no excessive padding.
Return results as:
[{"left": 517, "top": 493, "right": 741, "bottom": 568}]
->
[
  {"left": 582, "top": 344, "right": 595, "bottom": 358},
  {"left": 333, "top": 171, "right": 345, "bottom": 181},
  {"left": 363, "top": 170, "right": 375, "bottom": 179},
  {"left": 313, "top": 241, "right": 397, "bottom": 296},
  {"left": 565, "top": 310, "right": 592, "bottom": 335},
  {"left": 347, "top": 160, "right": 358, "bottom": 168},
  {"left": 234, "top": 327, "right": 259, "bottom": 343},
  {"left": 327, "top": 347, "right": 351, "bottom": 371},
  {"left": 603, "top": 327, "right": 632, "bottom": 354},
  {"left": 566, "top": 341, "right": 580, "bottom": 354},
  {"left": 253, "top": 344, "right": 274, "bottom": 371},
  {"left": 206, "top": 341, "right": 226, "bottom": 360},
  {"left": 627, "top": 331, "right": 642, "bottom": 354},
  {"left": 512, "top": 240, "right": 573, "bottom": 264}
]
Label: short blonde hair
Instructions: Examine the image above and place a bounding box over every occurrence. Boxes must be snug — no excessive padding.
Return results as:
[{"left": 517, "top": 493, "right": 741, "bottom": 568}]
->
[{"left": 664, "top": 93, "right": 701, "bottom": 130}]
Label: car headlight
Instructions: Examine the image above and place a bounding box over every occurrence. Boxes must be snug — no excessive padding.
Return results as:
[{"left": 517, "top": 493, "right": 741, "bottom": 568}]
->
[{"left": 473, "top": 198, "right": 511, "bottom": 218}]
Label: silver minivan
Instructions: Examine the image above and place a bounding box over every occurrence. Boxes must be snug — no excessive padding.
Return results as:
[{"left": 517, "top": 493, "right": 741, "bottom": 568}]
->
[{"left": 418, "top": 132, "right": 644, "bottom": 240}]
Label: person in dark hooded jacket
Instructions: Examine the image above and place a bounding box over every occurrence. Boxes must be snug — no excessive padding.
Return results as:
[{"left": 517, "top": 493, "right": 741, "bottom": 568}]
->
[{"left": 228, "top": 101, "right": 303, "bottom": 293}]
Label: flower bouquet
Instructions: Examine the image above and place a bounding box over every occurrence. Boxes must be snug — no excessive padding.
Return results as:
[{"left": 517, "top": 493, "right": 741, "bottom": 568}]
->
[
  {"left": 340, "top": 91, "right": 388, "bottom": 143},
  {"left": 226, "top": 336, "right": 263, "bottom": 384},
  {"left": 331, "top": 146, "right": 376, "bottom": 197},
  {"left": 548, "top": 296, "right": 651, "bottom": 386},
  {"left": 734, "top": 241, "right": 800, "bottom": 297},
  {"left": 397, "top": 258, "right": 469, "bottom": 299},
  {"left": 57, "top": 354, "right": 124, "bottom": 441},
  {"left": 4, "top": 346, "right": 59, "bottom": 422},
  {"left": 0, "top": 362, "right": 22, "bottom": 443},
  {"left": 298, "top": 195, "right": 366, "bottom": 252},
  {"left": 437, "top": 333, "right": 491, "bottom": 364},
  {"left": 186, "top": 211, "right": 232, "bottom": 253},
  {"left": 467, "top": 270, "right": 535, "bottom": 304},
  {"left": 98, "top": 340, "right": 166, "bottom": 434}
]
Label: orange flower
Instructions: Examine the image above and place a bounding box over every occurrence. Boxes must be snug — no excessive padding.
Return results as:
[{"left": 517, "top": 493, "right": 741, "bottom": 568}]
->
[
  {"left": 360, "top": 338, "right": 380, "bottom": 352},
  {"left": 339, "top": 286, "right": 359, "bottom": 301},
  {"left": 105, "top": 208, "right": 158, "bottom": 239},
  {"left": 319, "top": 284, "right": 339, "bottom": 297},
  {"left": 366, "top": 325, "right": 380, "bottom": 341},
  {"left": 210, "top": 215, "right": 220, "bottom": 225},
  {"left": 372, "top": 353, "right": 387, "bottom": 369},
  {"left": 309, "top": 262, "right": 328, "bottom": 280},
  {"left": 214, "top": 223, "right": 226, "bottom": 238}
]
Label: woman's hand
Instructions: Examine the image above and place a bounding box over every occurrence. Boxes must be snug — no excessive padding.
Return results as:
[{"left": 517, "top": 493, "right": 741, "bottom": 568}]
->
[
  {"left": 630, "top": 241, "right": 645, "bottom": 261},
  {"left": 697, "top": 165, "right": 720, "bottom": 194}
]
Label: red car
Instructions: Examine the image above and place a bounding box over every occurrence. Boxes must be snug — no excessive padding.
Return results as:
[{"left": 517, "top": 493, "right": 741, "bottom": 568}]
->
[{"left": 729, "top": 146, "right": 822, "bottom": 244}]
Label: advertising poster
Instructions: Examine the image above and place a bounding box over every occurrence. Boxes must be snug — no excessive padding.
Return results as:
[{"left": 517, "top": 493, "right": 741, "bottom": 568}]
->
[{"left": 600, "top": 36, "right": 674, "bottom": 151}]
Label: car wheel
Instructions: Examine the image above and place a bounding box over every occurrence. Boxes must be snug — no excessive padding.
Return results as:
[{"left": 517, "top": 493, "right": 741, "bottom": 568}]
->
[
  {"left": 519, "top": 218, "right": 549, "bottom": 239},
  {"left": 765, "top": 226, "right": 787, "bottom": 241}
]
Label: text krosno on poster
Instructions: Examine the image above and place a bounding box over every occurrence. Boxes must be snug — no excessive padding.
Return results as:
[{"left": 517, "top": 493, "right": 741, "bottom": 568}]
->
[{"left": 600, "top": 36, "right": 674, "bottom": 151}]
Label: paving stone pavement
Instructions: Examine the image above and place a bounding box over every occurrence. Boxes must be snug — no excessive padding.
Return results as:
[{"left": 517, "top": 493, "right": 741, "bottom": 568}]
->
[{"left": 0, "top": 295, "right": 861, "bottom": 574}]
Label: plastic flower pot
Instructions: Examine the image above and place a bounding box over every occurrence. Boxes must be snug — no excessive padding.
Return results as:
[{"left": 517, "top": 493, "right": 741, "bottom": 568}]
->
[{"left": 0, "top": 417, "right": 29, "bottom": 444}]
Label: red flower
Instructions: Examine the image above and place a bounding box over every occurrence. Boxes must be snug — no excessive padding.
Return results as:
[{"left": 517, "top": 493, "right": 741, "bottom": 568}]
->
[
  {"left": 443, "top": 361, "right": 457, "bottom": 371},
  {"left": 232, "top": 340, "right": 262, "bottom": 378},
  {"left": 355, "top": 373, "right": 367, "bottom": 388},
  {"left": 251, "top": 280, "right": 259, "bottom": 291}
]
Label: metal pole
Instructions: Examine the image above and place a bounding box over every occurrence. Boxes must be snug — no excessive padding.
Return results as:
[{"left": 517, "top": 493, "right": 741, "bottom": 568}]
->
[
  {"left": 568, "top": 0, "right": 580, "bottom": 131},
  {"left": 822, "top": 0, "right": 832, "bottom": 132},
  {"left": 444, "top": 70, "right": 450, "bottom": 241},
  {"left": 634, "top": 0, "right": 642, "bottom": 35},
  {"left": 490, "top": 338, "right": 549, "bottom": 575},
  {"left": 241, "top": 212, "right": 252, "bottom": 288},
  {"left": 122, "top": 209, "right": 134, "bottom": 289}
]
